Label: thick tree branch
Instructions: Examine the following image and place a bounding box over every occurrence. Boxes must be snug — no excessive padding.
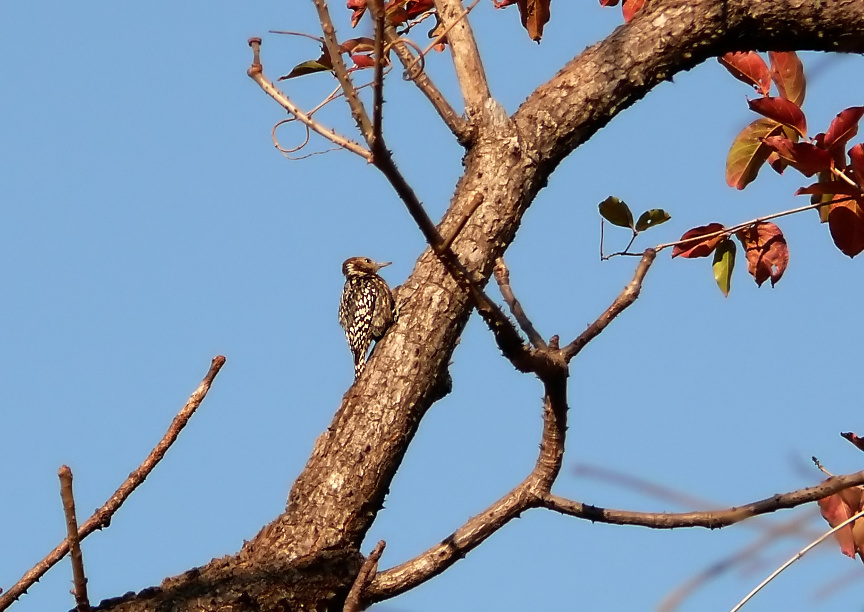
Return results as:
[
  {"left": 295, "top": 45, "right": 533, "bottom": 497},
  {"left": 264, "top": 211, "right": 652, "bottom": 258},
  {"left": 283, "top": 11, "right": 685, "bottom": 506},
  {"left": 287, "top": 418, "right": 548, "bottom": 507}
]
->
[
  {"left": 563, "top": 249, "right": 655, "bottom": 360},
  {"left": 539, "top": 468, "right": 864, "bottom": 528},
  {"left": 0, "top": 356, "right": 226, "bottom": 611},
  {"left": 433, "top": 0, "right": 491, "bottom": 125}
]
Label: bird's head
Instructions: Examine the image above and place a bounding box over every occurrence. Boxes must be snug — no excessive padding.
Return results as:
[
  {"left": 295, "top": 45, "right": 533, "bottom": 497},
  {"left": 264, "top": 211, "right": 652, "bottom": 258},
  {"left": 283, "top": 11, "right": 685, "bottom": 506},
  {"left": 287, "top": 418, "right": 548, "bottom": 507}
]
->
[{"left": 342, "top": 257, "right": 391, "bottom": 278}]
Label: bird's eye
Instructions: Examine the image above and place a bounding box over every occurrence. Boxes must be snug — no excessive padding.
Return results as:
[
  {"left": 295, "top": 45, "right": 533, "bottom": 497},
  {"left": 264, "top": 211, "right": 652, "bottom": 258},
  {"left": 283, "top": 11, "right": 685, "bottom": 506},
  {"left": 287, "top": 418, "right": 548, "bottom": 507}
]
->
[{"left": 364, "top": 258, "right": 371, "bottom": 263}]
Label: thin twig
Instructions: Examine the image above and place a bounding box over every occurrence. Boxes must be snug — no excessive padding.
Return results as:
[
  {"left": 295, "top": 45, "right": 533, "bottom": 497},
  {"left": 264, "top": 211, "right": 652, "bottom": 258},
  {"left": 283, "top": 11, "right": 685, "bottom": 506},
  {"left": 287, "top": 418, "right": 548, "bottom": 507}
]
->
[
  {"left": 563, "top": 248, "right": 656, "bottom": 360},
  {"left": 344, "top": 540, "right": 386, "bottom": 612},
  {"left": 440, "top": 192, "right": 483, "bottom": 251},
  {"left": 0, "top": 356, "right": 226, "bottom": 611},
  {"left": 383, "top": 25, "right": 470, "bottom": 143},
  {"left": 493, "top": 257, "right": 546, "bottom": 349},
  {"left": 539, "top": 468, "right": 864, "bottom": 528},
  {"left": 729, "top": 507, "right": 864, "bottom": 612},
  {"left": 654, "top": 197, "right": 854, "bottom": 253},
  {"left": 247, "top": 38, "right": 372, "bottom": 161},
  {"left": 370, "top": 0, "right": 386, "bottom": 149},
  {"left": 313, "top": 0, "right": 374, "bottom": 140},
  {"left": 58, "top": 466, "right": 90, "bottom": 612}
]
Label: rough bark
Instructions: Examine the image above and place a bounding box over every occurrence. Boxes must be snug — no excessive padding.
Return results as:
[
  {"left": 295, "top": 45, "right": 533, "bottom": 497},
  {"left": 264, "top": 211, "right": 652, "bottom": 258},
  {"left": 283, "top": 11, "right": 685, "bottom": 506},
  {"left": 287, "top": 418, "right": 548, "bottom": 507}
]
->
[{"left": 88, "top": 1, "right": 864, "bottom": 610}]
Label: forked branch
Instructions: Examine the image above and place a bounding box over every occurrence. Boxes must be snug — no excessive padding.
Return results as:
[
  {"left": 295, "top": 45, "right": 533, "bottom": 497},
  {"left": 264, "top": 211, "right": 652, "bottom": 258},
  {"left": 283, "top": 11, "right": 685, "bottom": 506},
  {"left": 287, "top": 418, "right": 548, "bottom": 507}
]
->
[{"left": 0, "top": 356, "right": 226, "bottom": 611}]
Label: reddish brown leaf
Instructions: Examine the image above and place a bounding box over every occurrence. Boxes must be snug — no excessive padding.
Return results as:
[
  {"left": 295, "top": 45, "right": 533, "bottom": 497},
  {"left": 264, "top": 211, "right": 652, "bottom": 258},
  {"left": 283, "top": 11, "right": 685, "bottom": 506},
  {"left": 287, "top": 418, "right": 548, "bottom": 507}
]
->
[
  {"left": 819, "top": 490, "right": 861, "bottom": 559},
  {"left": 348, "top": 0, "right": 367, "bottom": 27},
  {"left": 622, "top": 0, "right": 645, "bottom": 22},
  {"left": 823, "top": 107, "right": 864, "bottom": 165},
  {"left": 849, "top": 143, "right": 864, "bottom": 185},
  {"left": 735, "top": 222, "right": 789, "bottom": 287},
  {"left": 719, "top": 52, "right": 771, "bottom": 96},
  {"left": 768, "top": 51, "right": 805, "bottom": 106},
  {"left": 672, "top": 223, "right": 726, "bottom": 259},
  {"left": 761, "top": 136, "right": 833, "bottom": 177},
  {"left": 494, "top": 0, "right": 550, "bottom": 41},
  {"left": 340, "top": 37, "right": 375, "bottom": 54},
  {"left": 828, "top": 195, "right": 864, "bottom": 258},
  {"left": 748, "top": 97, "right": 807, "bottom": 137},
  {"left": 841, "top": 431, "right": 864, "bottom": 453},
  {"left": 350, "top": 54, "right": 376, "bottom": 69},
  {"left": 599, "top": 0, "right": 620, "bottom": 5},
  {"left": 726, "top": 119, "right": 785, "bottom": 189},
  {"left": 795, "top": 181, "right": 863, "bottom": 197}
]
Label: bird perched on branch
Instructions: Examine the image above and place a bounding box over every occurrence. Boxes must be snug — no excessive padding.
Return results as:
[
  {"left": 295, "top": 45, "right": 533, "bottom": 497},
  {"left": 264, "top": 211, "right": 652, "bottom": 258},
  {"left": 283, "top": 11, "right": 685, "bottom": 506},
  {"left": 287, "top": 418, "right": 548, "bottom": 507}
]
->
[{"left": 338, "top": 257, "right": 395, "bottom": 379}]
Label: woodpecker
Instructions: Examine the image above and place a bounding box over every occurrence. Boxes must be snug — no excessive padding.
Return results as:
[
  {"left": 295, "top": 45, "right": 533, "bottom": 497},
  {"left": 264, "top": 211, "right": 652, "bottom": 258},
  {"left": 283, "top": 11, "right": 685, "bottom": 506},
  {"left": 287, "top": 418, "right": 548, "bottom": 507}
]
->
[{"left": 338, "top": 257, "right": 395, "bottom": 379}]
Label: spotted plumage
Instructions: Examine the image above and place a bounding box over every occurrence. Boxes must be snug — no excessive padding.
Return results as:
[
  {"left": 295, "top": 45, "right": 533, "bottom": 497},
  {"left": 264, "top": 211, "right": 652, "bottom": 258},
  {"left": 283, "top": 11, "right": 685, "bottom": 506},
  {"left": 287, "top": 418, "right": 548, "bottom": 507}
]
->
[{"left": 338, "top": 257, "right": 395, "bottom": 379}]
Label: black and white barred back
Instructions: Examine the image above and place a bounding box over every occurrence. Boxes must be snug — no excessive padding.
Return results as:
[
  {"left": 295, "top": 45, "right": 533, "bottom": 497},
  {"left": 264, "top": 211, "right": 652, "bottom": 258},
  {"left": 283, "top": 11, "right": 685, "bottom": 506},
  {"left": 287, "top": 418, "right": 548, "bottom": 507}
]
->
[{"left": 338, "top": 257, "right": 395, "bottom": 379}]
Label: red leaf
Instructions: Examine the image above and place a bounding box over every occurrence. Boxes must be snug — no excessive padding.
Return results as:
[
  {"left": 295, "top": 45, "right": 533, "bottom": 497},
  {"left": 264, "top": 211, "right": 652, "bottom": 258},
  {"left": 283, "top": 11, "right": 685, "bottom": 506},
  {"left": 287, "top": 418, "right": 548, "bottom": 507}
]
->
[
  {"left": 768, "top": 51, "right": 805, "bottom": 106},
  {"left": 819, "top": 491, "right": 860, "bottom": 559},
  {"left": 496, "top": 0, "right": 550, "bottom": 41},
  {"left": 672, "top": 223, "right": 726, "bottom": 259},
  {"left": 599, "top": 0, "right": 620, "bottom": 5},
  {"left": 748, "top": 97, "right": 807, "bottom": 137},
  {"left": 622, "top": 0, "right": 645, "bottom": 22},
  {"left": 735, "top": 222, "right": 788, "bottom": 287},
  {"left": 828, "top": 195, "right": 864, "bottom": 258},
  {"left": 823, "top": 107, "right": 864, "bottom": 164},
  {"left": 761, "top": 136, "right": 833, "bottom": 177},
  {"left": 348, "top": 0, "right": 367, "bottom": 27},
  {"left": 350, "top": 54, "right": 376, "bottom": 69},
  {"left": 841, "top": 431, "right": 864, "bottom": 453},
  {"left": 848, "top": 143, "right": 864, "bottom": 185},
  {"left": 719, "top": 52, "right": 771, "bottom": 96},
  {"left": 795, "top": 181, "right": 863, "bottom": 197}
]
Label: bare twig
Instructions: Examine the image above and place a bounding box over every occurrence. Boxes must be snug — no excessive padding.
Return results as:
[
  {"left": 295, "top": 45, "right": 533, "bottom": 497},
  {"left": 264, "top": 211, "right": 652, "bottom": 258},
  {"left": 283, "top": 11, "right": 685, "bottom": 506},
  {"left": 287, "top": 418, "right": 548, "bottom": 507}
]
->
[
  {"left": 563, "top": 248, "right": 656, "bottom": 360},
  {"left": 313, "top": 0, "right": 374, "bottom": 140},
  {"left": 370, "top": 1, "right": 386, "bottom": 149},
  {"left": 539, "top": 468, "right": 864, "bottom": 528},
  {"left": 493, "top": 258, "right": 546, "bottom": 349},
  {"left": 344, "top": 540, "right": 386, "bottom": 612},
  {"left": 58, "top": 466, "right": 90, "bottom": 612},
  {"left": 0, "top": 356, "right": 226, "bottom": 611},
  {"left": 246, "top": 38, "right": 372, "bottom": 161},
  {"left": 440, "top": 192, "right": 483, "bottom": 251}
]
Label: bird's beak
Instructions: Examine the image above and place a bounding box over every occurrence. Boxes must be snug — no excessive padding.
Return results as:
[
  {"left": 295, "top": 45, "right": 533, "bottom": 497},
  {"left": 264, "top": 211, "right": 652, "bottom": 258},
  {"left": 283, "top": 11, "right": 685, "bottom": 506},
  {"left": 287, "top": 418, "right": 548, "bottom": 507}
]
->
[{"left": 376, "top": 261, "right": 392, "bottom": 271}]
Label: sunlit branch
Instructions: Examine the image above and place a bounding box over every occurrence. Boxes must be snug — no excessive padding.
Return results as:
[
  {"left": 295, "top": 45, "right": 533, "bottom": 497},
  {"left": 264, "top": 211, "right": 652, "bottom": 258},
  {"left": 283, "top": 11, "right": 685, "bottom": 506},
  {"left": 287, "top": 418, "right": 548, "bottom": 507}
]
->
[
  {"left": 563, "top": 249, "right": 656, "bottom": 360},
  {"left": 58, "top": 466, "right": 90, "bottom": 612}
]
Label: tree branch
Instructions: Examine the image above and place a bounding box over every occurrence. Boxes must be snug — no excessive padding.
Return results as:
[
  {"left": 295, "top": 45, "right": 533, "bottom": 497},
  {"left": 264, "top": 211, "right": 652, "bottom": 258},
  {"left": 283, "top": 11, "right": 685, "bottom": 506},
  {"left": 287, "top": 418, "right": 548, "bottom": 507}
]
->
[
  {"left": 539, "top": 468, "right": 864, "bottom": 528},
  {"left": 0, "top": 356, "right": 226, "bottom": 611},
  {"left": 433, "top": 0, "right": 491, "bottom": 124},
  {"left": 343, "top": 540, "right": 385, "bottom": 612},
  {"left": 563, "top": 248, "right": 655, "bottom": 360},
  {"left": 59, "top": 466, "right": 90, "bottom": 612},
  {"left": 493, "top": 257, "right": 546, "bottom": 350}
]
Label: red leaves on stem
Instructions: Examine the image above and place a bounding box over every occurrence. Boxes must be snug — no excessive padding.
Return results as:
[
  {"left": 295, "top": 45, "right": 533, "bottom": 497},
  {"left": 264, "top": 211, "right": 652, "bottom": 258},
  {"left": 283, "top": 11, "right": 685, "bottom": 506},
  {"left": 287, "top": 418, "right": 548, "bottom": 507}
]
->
[
  {"left": 818, "top": 484, "right": 864, "bottom": 563},
  {"left": 672, "top": 224, "right": 726, "bottom": 259},
  {"left": 719, "top": 52, "right": 771, "bottom": 96}
]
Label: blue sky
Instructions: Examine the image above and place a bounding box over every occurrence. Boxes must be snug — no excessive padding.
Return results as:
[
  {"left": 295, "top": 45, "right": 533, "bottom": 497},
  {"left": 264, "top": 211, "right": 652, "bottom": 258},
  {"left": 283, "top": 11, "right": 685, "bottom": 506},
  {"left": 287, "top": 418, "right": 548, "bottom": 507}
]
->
[{"left": 2, "top": 3, "right": 864, "bottom": 611}]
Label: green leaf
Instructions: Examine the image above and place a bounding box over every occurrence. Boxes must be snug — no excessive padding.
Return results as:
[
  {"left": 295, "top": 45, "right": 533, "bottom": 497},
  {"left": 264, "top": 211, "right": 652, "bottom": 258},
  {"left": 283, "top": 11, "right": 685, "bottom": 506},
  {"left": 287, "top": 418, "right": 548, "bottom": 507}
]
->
[
  {"left": 599, "top": 196, "right": 634, "bottom": 230},
  {"left": 635, "top": 209, "right": 671, "bottom": 232},
  {"left": 712, "top": 239, "right": 736, "bottom": 297},
  {"left": 279, "top": 59, "right": 333, "bottom": 80}
]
